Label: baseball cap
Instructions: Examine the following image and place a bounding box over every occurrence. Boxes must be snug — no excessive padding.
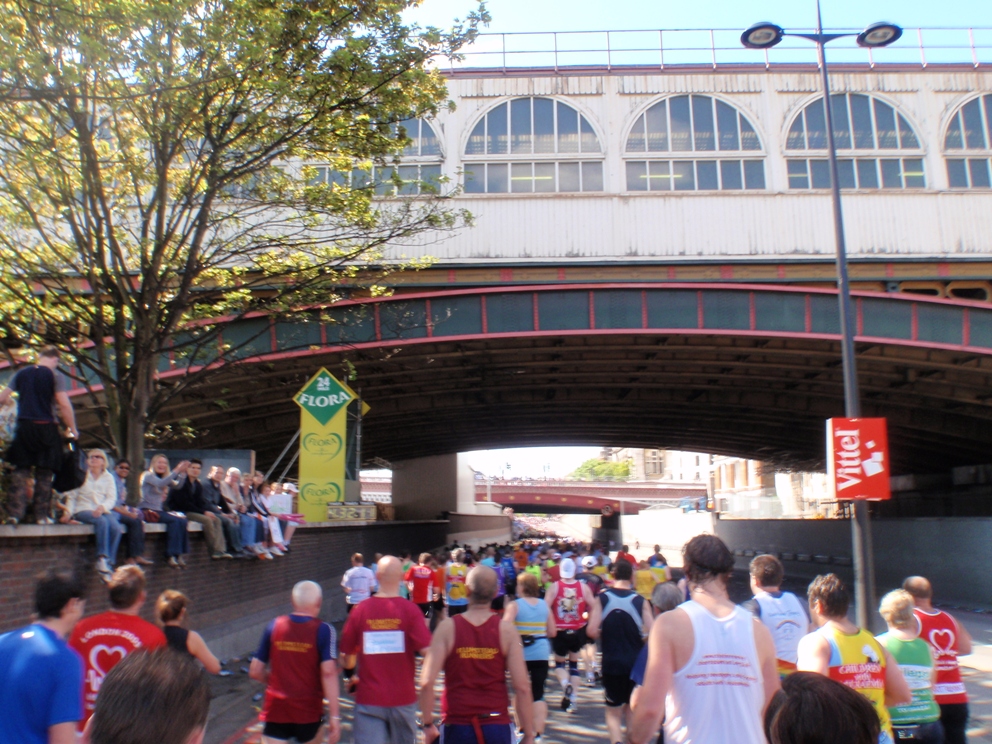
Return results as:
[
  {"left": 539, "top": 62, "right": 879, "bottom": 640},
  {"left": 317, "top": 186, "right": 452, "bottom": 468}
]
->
[
  {"left": 559, "top": 558, "right": 576, "bottom": 579},
  {"left": 581, "top": 556, "right": 597, "bottom": 569},
  {"left": 284, "top": 482, "right": 299, "bottom": 493}
]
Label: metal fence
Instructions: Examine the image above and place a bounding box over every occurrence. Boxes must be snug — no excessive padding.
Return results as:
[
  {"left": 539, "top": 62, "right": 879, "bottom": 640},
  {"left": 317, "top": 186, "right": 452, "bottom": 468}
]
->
[{"left": 440, "top": 27, "right": 992, "bottom": 73}]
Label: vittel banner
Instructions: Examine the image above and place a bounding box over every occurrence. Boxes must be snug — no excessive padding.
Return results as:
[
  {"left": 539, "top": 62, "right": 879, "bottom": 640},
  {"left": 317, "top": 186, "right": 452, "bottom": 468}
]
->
[{"left": 827, "top": 418, "right": 891, "bottom": 501}]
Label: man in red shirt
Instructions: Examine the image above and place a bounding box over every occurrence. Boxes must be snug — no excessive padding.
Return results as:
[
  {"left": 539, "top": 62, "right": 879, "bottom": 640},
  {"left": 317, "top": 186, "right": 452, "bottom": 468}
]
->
[
  {"left": 341, "top": 555, "right": 432, "bottom": 744},
  {"left": 904, "top": 575, "right": 973, "bottom": 744},
  {"left": 418, "top": 565, "right": 535, "bottom": 744},
  {"left": 404, "top": 552, "right": 438, "bottom": 626},
  {"left": 615, "top": 544, "right": 637, "bottom": 567},
  {"left": 68, "top": 565, "right": 166, "bottom": 728},
  {"left": 250, "top": 581, "right": 339, "bottom": 744}
]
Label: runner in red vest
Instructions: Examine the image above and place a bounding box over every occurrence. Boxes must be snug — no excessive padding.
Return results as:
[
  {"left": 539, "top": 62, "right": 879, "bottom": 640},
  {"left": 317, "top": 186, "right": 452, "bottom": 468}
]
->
[
  {"left": 544, "top": 558, "right": 594, "bottom": 713},
  {"left": 904, "top": 575, "right": 973, "bottom": 744},
  {"left": 249, "top": 581, "right": 340, "bottom": 744},
  {"left": 405, "top": 552, "right": 438, "bottom": 626},
  {"left": 418, "top": 565, "right": 535, "bottom": 744}
]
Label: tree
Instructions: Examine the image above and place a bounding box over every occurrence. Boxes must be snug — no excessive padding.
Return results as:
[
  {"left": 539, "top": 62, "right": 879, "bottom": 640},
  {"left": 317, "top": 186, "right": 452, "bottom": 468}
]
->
[
  {"left": 568, "top": 458, "right": 631, "bottom": 481},
  {"left": 0, "top": 0, "right": 485, "bottom": 486}
]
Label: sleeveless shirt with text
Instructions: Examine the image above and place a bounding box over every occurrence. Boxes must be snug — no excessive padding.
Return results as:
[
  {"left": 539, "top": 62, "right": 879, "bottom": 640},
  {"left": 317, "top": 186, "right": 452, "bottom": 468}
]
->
[
  {"left": 818, "top": 625, "right": 892, "bottom": 738},
  {"left": 442, "top": 614, "right": 510, "bottom": 725}
]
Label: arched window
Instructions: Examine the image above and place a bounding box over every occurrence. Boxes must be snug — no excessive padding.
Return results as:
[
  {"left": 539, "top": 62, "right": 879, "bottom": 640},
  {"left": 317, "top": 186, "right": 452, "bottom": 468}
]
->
[
  {"left": 463, "top": 98, "right": 603, "bottom": 194},
  {"left": 624, "top": 95, "right": 765, "bottom": 192},
  {"left": 785, "top": 94, "right": 925, "bottom": 189},
  {"left": 944, "top": 94, "right": 992, "bottom": 188},
  {"left": 309, "top": 118, "right": 443, "bottom": 196}
]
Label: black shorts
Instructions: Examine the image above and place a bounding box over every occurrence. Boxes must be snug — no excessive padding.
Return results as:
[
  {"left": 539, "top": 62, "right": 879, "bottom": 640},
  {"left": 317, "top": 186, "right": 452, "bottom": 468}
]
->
[
  {"left": 491, "top": 595, "right": 505, "bottom": 612},
  {"left": 526, "top": 660, "right": 549, "bottom": 702},
  {"left": 551, "top": 627, "right": 588, "bottom": 658},
  {"left": 603, "top": 674, "right": 636, "bottom": 707},
  {"left": 262, "top": 720, "right": 323, "bottom": 742},
  {"left": 448, "top": 604, "right": 468, "bottom": 616},
  {"left": 433, "top": 598, "right": 445, "bottom": 612},
  {"left": 6, "top": 420, "right": 63, "bottom": 471},
  {"left": 417, "top": 602, "right": 434, "bottom": 618}
]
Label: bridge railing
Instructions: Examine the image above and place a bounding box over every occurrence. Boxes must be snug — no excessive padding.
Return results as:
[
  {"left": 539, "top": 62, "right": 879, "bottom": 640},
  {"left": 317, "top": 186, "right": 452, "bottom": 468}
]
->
[{"left": 441, "top": 27, "right": 992, "bottom": 73}]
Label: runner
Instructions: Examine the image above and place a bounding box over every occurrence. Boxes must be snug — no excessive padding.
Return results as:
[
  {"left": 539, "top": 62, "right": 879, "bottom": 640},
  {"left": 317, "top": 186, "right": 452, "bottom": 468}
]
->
[
  {"left": 445, "top": 549, "right": 470, "bottom": 617},
  {"left": 627, "top": 534, "right": 780, "bottom": 744},
  {"left": 876, "top": 590, "right": 943, "bottom": 744},
  {"left": 586, "top": 558, "right": 654, "bottom": 744},
  {"left": 648, "top": 545, "right": 666, "bottom": 569},
  {"left": 544, "top": 557, "right": 595, "bottom": 714},
  {"left": 249, "top": 581, "right": 340, "bottom": 744},
  {"left": 405, "top": 553, "right": 437, "bottom": 627},
  {"left": 342, "top": 553, "right": 378, "bottom": 615},
  {"left": 340, "top": 556, "right": 432, "bottom": 744},
  {"left": 903, "top": 575, "right": 973, "bottom": 744},
  {"left": 615, "top": 545, "right": 637, "bottom": 567},
  {"left": 742, "top": 554, "right": 811, "bottom": 678},
  {"left": 633, "top": 560, "right": 660, "bottom": 601},
  {"left": 797, "top": 573, "right": 911, "bottom": 744},
  {"left": 504, "top": 571, "right": 557, "bottom": 742},
  {"left": 576, "top": 555, "right": 606, "bottom": 686},
  {"left": 418, "top": 565, "right": 536, "bottom": 744},
  {"left": 68, "top": 565, "right": 166, "bottom": 728},
  {"left": 0, "top": 569, "right": 85, "bottom": 743}
]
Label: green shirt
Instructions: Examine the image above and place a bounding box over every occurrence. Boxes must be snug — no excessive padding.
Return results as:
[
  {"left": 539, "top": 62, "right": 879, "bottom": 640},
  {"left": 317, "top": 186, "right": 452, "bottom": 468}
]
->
[{"left": 876, "top": 632, "right": 940, "bottom": 725}]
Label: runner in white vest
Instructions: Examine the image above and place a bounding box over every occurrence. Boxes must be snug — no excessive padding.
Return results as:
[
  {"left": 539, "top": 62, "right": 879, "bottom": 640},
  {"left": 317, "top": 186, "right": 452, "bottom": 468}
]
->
[
  {"left": 743, "top": 554, "right": 811, "bottom": 678},
  {"left": 627, "top": 534, "right": 780, "bottom": 744}
]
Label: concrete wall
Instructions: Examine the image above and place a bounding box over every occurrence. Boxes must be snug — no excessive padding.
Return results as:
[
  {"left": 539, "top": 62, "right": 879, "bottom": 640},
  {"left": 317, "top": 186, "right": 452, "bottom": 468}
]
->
[
  {"left": 391, "top": 454, "right": 459, "bottom": 520},
  {"left": 447, "top": 513, "right": 513, "bottom": 550},
  {"left": 714, "top": 517, "right": 992, "bottom": 610},
  {"left": 0, "top": 519, "right": 449, "bottom": 660}
]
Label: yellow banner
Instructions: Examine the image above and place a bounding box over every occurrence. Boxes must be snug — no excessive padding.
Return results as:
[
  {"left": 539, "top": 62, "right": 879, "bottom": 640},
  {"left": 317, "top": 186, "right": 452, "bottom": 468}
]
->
[{"left": 293, "top": 368, "right": 360, "bottom": 523}]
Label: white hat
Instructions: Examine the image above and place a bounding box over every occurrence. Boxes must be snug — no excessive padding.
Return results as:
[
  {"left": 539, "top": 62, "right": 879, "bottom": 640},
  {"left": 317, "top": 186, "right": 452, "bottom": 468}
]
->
[
  {"left": 284, "top": 482, "right": 299, "bottom": 493},
  {"left": 581, "top": 556, "right": 597, "bottom": 569},
  {"left": 559, "top": 557, "right": 577, "bottom": 579}
]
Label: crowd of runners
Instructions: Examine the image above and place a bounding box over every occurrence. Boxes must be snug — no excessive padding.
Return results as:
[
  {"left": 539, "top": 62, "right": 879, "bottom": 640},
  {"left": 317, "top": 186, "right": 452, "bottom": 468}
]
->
[{"left": 0, "top": 533, "right": 973, "bottom": 744}]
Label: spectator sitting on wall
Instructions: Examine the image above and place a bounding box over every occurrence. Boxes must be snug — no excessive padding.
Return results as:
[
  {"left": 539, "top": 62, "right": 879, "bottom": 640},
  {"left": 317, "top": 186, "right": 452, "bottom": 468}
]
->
[
  {"left": 242, "top": 470, "right": 274, "bottom": 559},
  {"left": 62, "top": 449, "right": 123, "bottom": 584},
  {"left": 111, "top": 459, "right": 152, "bottom": 567},
  {"left": 138, "top": 455, "right": 191, "bottom": 569},
  {"left": 166, "top": 459, "right": 232, "bottom": 561},
  {"left": 202, "top": 465, "right": 243, "bottom": 557},
  {"left": 221, "top": 467, "right": 266, "bottom": 559},
  {"left": 251, "top": 479, "right": 286, "bottom": 557}
]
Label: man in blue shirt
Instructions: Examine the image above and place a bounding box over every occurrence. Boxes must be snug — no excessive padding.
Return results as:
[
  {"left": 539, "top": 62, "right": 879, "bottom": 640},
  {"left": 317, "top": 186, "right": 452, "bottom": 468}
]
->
[{"left": 0, "top": 569, "right": 86, "bottom": 743}]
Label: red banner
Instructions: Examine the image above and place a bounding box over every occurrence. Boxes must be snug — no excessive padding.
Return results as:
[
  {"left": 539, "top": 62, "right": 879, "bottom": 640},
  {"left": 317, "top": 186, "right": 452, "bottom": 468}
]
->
[{"left": 827, "top": 418, "right": 891, "bottom": 501}]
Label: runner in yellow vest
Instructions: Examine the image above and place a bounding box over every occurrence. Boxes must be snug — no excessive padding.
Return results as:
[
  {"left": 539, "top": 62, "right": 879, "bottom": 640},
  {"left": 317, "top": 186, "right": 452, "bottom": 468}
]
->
[{"left": 797, "top": 574, "right": 911, "bottom": 744}]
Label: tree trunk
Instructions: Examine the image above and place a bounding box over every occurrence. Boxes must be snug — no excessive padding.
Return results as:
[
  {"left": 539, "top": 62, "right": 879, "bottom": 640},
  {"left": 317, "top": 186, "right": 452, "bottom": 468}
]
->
[{"left": 123, "top": 356, "right": 154, "bottom": 506}]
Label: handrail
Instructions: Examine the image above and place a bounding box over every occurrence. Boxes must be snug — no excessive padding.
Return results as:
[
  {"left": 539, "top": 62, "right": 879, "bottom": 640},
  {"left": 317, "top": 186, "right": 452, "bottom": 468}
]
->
[{"left": 439, "top": 27, "right": 992, "bottom": 73}]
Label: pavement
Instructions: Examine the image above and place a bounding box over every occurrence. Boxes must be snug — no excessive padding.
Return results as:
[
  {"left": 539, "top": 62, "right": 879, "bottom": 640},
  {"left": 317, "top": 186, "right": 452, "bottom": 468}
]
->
[{"left": 203, "top": 576, "right": 992, "bottom": 744}]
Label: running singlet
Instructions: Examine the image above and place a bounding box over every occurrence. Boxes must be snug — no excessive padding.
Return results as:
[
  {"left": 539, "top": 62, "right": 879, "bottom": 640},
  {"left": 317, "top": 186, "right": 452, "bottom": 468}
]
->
[
  {"left": 551, "top": 579, "right": 588, "bottom": 631},
  {"left": 446, "top": 564, "right": 469, "bottom": 607},
  {"left": 405, "top": 564, "right": 435, "bottom": 605},
  {"left": 913, "top": 608, "right": 968, "bottom": 704},
  {"left": 753, "top": 590, "right": 808, "bottom": 676},
  {"left": 817, "top": 625, "right": 892, "bottom": 738},
  {"left": 257, "top": 614, "right": 334, "bottom": 724},
  {"left": 664, "top": 601, "right": 766, "bottom": 744},
  {"left": 515, "top": 598, "right": 551, "bottom": 662},
  {"left": 634, "top": 569, "right": 658, "bottom": 600},
  {"left": 876, "top": 633, "right": 940, "bottom": 726},
  {"left": 442, "top": 615, "right": 511, "bottom": 725}
]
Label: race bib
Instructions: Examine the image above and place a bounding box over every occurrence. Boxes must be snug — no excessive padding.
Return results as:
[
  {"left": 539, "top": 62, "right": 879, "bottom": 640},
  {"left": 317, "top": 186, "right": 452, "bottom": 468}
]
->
[{"left": 363, "top": 630, "right": 405, "bottom": 655}]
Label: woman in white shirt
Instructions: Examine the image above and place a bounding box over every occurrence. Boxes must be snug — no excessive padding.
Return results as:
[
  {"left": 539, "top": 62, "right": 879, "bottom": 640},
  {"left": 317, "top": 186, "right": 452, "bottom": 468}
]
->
[{"left": 60, "top": 448, "right": 122, "bottom": 582}]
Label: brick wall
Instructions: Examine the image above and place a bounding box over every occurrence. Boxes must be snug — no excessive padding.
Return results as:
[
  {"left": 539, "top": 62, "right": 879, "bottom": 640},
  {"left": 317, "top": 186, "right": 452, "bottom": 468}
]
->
[{"left": 0, "top": 520, "right": 449, "bottom": 658}]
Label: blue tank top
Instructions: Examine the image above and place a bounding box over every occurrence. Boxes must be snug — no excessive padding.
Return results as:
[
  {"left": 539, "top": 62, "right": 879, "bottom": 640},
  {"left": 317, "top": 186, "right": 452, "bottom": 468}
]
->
[{"left": 514, "top": 598, "right": 550, "bottom": 662}]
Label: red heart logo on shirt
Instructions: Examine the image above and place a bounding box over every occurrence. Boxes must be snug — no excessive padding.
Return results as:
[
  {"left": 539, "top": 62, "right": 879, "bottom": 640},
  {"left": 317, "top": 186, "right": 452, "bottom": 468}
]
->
[
  {"left": 929, "top": 629, "right": 956, "bottom": 655},
  {"left": 89, "top": 644, "right": 128, "bottom": 680}
]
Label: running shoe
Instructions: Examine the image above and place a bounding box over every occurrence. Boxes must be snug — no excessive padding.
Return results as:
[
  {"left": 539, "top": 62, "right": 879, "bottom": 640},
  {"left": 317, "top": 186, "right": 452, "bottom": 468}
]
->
[{"left": 561, "top": 684, "right": 573, "bottom": 712}]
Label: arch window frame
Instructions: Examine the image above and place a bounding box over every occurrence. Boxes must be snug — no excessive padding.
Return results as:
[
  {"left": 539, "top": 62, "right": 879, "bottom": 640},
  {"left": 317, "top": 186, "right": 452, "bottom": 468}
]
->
[
  {"left": 622, "top": 94, "right": 767, "bottom": 193},
  {"left": 943, "top": 94, "right": 992, "bottom": 189},
  {"left": 307, "top": 117, "right": 444, "bottom": 197},
  {"left": 462, "top": 96, "right": 605, "bottom": 195},
  {"left": 784, "top": 93, "right": 927, "bottom": 191}
]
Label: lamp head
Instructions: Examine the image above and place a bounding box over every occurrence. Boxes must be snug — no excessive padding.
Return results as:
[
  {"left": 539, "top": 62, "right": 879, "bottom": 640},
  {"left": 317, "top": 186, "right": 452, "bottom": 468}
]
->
[
  {"left": 857, "top": 22, "right": 902, "bottom": 48},
  {"left": 741, "top": 22, "right": 785, "bottom": 50}
]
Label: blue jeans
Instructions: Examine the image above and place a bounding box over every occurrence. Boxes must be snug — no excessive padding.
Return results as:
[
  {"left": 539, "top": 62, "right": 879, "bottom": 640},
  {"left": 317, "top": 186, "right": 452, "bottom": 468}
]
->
[
  {"left": 74, "top": 510, "right": 123, "bottom": 562},
  {"left": 151, "top": 511, "right": 189, "bottom": 557},
  {"left": 238, "top": 513, "right": 260, "bottom": 548}
]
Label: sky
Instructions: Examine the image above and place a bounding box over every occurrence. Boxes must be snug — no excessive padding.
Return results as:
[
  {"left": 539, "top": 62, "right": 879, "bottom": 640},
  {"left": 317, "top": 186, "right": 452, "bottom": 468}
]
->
[
  {"left": 397, "top": 0, "right": 990, "bottom": 476},
  {"left": 406, "top": 0, "right": 991, "bottom": 34}
]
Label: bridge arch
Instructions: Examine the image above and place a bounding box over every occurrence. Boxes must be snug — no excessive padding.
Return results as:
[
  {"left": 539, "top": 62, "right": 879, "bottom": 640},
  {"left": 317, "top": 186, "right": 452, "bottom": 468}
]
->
[{"left": 66, "top": 284, "right": 992, "bottom": 476}]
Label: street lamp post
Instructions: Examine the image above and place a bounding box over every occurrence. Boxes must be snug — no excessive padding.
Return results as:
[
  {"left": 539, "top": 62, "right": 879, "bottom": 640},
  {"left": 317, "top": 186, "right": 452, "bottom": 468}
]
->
[{"left": 742, "top": 3, "right": 902, "bottom": 630}]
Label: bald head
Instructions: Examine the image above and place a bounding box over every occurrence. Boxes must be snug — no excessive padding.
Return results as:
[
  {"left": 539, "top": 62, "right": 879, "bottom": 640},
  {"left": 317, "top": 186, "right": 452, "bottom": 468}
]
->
[
  {"left": 466, "top": 565, "right": 498, "bottom": 605},
  {"left": 376, "top": 555, "right": 403, "bottom": 596},
  {"left": 902, "top": 576, "right": 933, "bottom": 605},
  {"left": 291, "top": 581, "right": 322, "bottom": 616}
]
